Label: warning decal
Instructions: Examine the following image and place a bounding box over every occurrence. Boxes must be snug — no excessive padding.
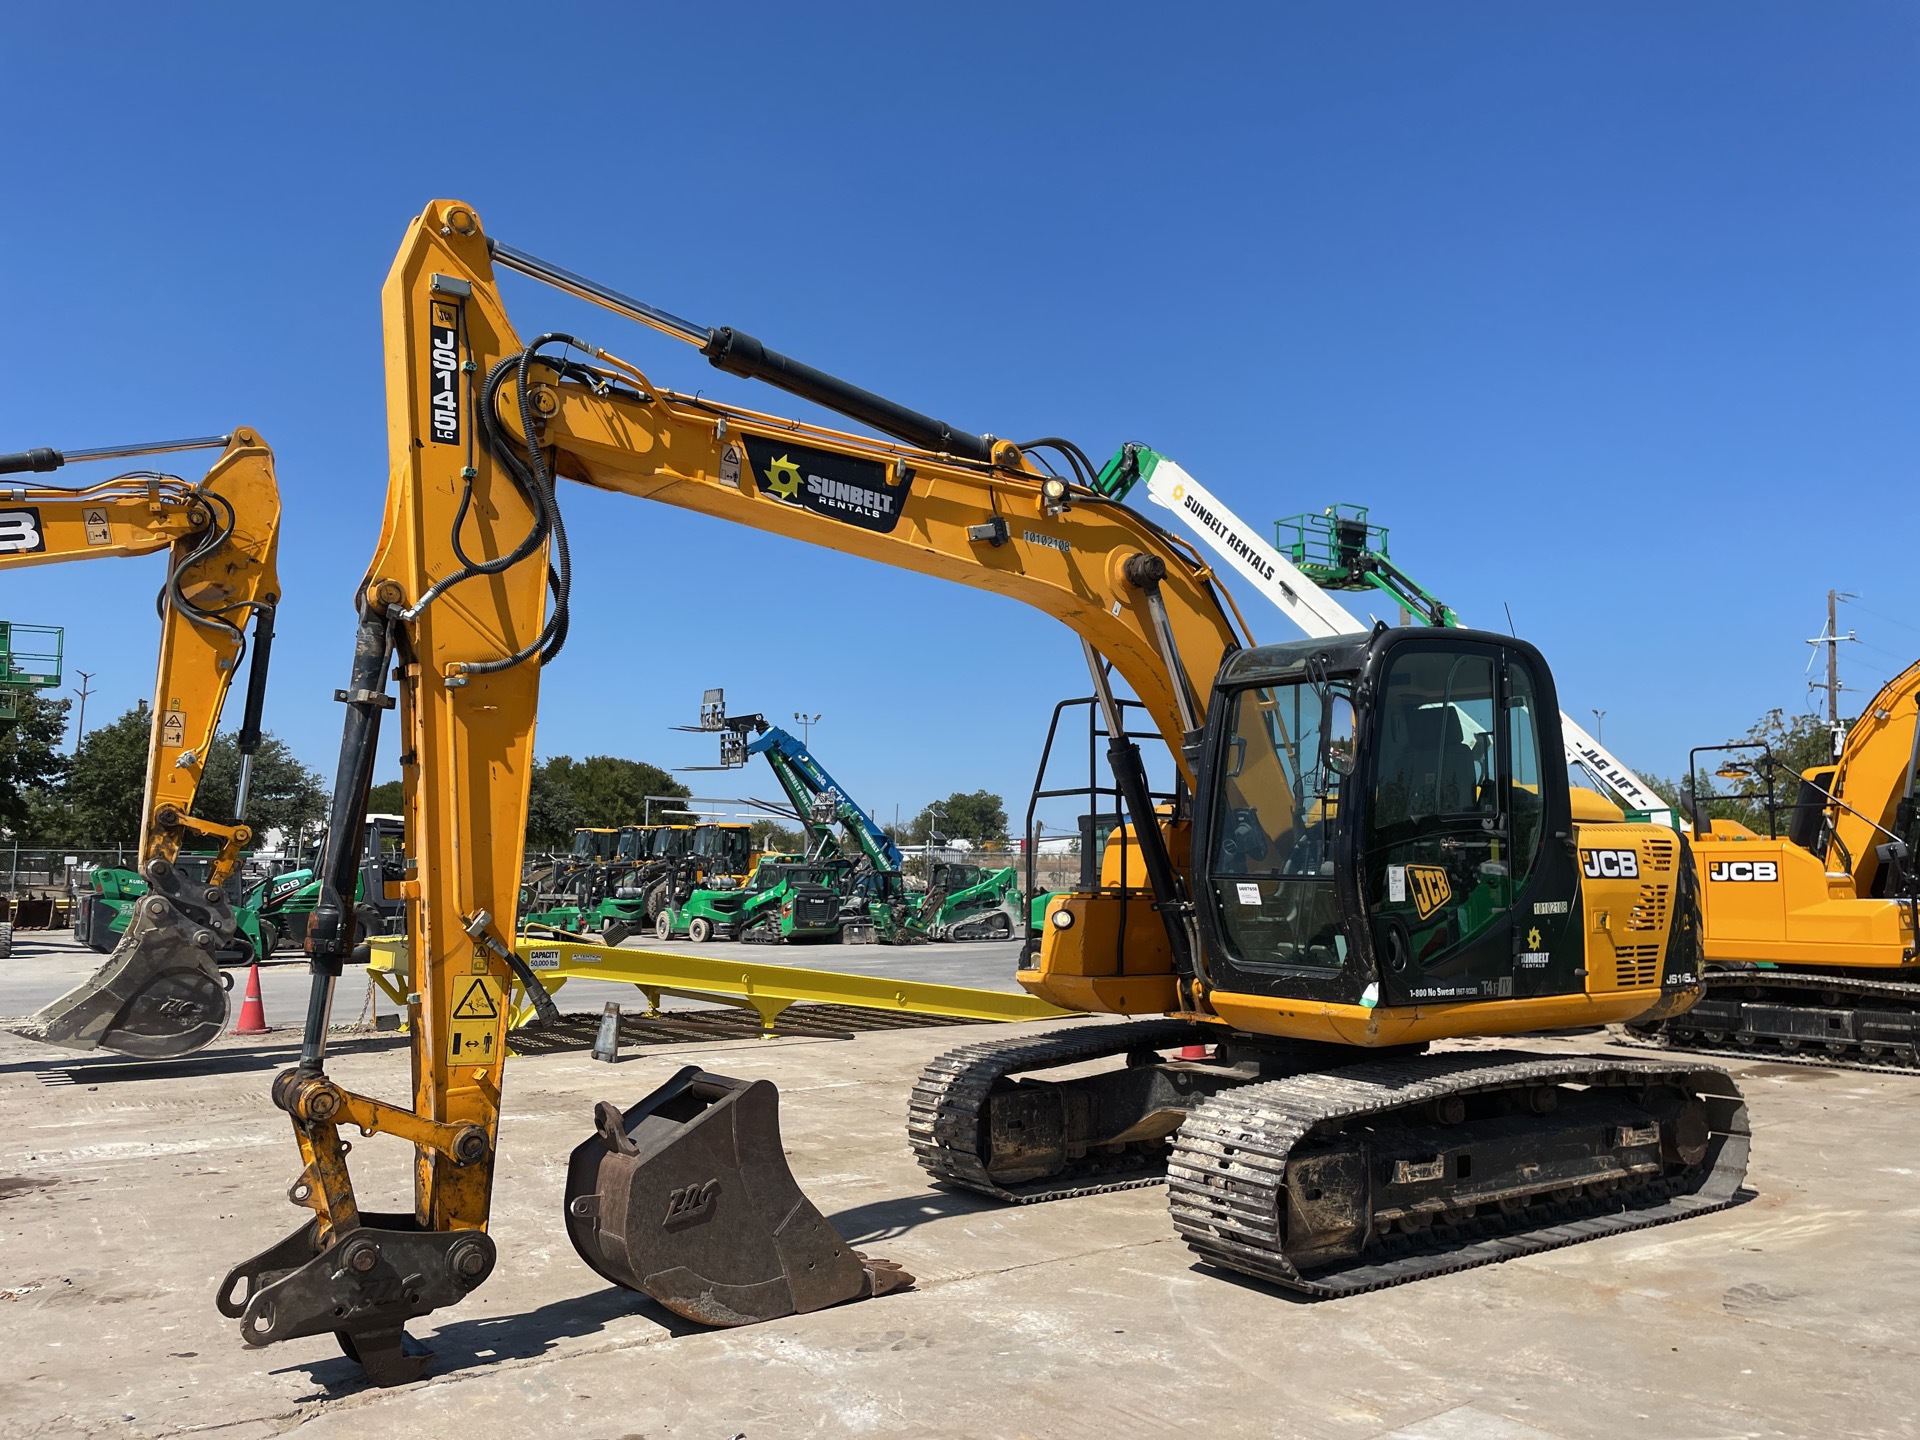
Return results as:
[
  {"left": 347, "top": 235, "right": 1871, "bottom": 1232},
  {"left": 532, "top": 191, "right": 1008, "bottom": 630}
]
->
[
  {"left": 83, "top": 508, "right": 111, "bottom": 545},
  {"left": 160, "top": 709, "right": 187, "bottom": 747},
  {"left": 448, "top": 975, "right": 503, "bottom": 1062}
]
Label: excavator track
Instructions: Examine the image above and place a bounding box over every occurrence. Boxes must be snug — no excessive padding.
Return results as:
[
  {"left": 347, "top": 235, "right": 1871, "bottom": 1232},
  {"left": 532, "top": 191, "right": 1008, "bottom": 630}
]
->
[
  {"left": 909, "top": 1019, "right": 1216, "bottom": 1201},
  {"left": 1168, "top": 1050, "right": 1748, "bottom": 1297},
  {"left": 1628, "top": 968, "right": 1920, "bottom": 1073}
]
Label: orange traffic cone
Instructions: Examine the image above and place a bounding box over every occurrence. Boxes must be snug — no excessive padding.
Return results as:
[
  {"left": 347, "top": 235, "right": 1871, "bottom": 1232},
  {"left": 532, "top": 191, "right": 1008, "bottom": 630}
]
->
[
  {"left": 234, "top": 962, "right": 268, "bottom": 1035},
  {"left": 1178, "top": 1044, "right": 1210, "bottom": 1060}
]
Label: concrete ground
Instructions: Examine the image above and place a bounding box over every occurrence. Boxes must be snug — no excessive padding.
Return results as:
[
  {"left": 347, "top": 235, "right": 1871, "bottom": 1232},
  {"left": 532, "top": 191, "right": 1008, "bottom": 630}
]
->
[{"left": 2, "top": 935, "right": 1918, "bottom": 1438}]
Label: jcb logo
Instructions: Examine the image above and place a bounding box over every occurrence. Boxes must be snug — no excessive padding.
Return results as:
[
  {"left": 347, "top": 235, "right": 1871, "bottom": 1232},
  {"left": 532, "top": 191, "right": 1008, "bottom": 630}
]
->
[
  {"left": 1406, "top": 864, "right": 1452, "bottom": 920},
  {"left": 1709, "top": 860, "right": 1778, "bottom": 882},
  {"left": 0, "top": 508, "right": 46, "bottom": 555},
  {"left": 1581, "top": 848, "right": 1640, "bottom": 880}
]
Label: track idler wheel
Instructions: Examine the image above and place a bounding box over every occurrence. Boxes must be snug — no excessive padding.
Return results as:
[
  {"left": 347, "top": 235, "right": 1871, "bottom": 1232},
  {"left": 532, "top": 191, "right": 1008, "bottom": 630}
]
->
[{"left": 564, "top": 1066, "right": 912, "bottom": 1327}]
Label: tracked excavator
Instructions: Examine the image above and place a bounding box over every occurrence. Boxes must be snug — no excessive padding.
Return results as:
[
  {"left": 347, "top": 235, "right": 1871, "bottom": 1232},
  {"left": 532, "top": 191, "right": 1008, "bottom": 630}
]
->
[
  {"left": 219, "top": 201, "right": 1747, "bottom": 1385},
  {"left": 1630, "top": 658, "right": 1920, "bottom": 1066},
  {"left": 1093, "top": 451, "right": 1920, "bottom": 1067},
  {"left": 0, "top": 431, "right": 281, "bottom": 1058}
]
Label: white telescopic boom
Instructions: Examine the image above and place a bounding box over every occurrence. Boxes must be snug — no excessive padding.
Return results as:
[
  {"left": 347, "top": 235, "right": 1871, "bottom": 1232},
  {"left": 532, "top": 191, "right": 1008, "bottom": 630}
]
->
[{"left": 1135, "top": 453, "right": 1674, "bottom": 825}]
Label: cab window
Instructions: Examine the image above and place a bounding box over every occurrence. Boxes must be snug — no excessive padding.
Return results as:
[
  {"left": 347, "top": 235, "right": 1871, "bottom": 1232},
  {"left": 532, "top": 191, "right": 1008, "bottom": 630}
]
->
[
  {"left": 1206, "top": 679, "right": 1350, "bottom": 970},
  {"left": 1364, "top": 649, "right": 1506, "bottom": 971},
  {"left": 1507, "top": 659, "right": 1545, "bottom": 884}
]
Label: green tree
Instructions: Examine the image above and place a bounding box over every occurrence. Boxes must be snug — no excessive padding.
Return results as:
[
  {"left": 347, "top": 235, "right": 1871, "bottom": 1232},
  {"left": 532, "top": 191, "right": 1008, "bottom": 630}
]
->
[
  {"left": 193, "top": 732, "right": 328, "bottom": 840},
  {"left": 750, "top": 817, "right": 804, "bottom": 854},
  {"left": 0, "top": 692, "right": 72, "bottom": 841},
  {"left": 64, "top": 702, "right": 152, "bottom": 845},
  {"left": 366, "top": 779, "right": 405, "bottom": 815},
  {"left": 525, "top": 764, "right": 585, "bottom": 851},
  {"left": 522, "top": 754, "right": 686, "bottom": 848},
  {"left": 1640, "top": 707, "right": 1836, "bottom": 835},
  {"left": 903, "top": 789, "right": 1009, "bottom": 847}
]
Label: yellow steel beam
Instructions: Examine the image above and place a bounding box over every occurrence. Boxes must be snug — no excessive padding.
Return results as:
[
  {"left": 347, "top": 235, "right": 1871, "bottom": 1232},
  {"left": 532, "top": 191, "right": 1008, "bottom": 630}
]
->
[
  {"left": 365, "top": 934, "right": 1073, "bottom": 1033},
  {"left": 513, "top": 939, "right": 1075, "bottom": 1031}
]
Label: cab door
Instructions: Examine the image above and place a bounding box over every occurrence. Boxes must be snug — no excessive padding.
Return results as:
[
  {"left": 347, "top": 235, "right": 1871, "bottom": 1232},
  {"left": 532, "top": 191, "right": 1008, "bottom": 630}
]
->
[{"left": 1361, "top": 641, "right": 1552, "bottom": 1004}]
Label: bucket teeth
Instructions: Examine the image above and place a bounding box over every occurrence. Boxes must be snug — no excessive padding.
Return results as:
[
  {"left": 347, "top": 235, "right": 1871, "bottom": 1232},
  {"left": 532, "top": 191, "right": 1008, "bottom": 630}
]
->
[{"left": 564, "top": 1066, "right": 913, "bottom": 1326}]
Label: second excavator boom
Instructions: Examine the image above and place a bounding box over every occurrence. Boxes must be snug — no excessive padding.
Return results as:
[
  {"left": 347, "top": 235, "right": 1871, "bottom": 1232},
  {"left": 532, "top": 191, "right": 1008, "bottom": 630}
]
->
[{"left": 1, "top": 430, "right": 281, "bottom": 1058}]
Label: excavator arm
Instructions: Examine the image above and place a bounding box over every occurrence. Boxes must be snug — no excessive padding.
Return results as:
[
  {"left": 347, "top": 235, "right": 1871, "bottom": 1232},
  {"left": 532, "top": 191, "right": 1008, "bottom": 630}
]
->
[
  {"left": 220, "top": 199, "right": 1251, "bottom": 1382},
  {"left": 1, "top": 431, "right": 281, "bottom": 1057},
  {"left": 1824, "top": 658, "right": 1920, "bottom": 902}
]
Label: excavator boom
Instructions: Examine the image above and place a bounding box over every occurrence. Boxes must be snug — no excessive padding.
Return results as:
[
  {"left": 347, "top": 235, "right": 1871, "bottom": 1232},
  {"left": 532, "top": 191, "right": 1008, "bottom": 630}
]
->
[{"left": 1, "top": 431, "right": 281, "bottom": 1057}]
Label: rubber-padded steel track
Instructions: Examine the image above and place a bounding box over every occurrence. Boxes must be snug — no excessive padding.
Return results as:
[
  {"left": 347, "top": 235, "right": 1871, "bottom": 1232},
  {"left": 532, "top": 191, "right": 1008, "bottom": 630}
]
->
[
  {"left": 1630, "top": 969, "right": 1920, "bottom": 1073},
  {"left": 909, "top": 1018, "right": 1215, "bottom": 1202},
  {"left": 1167, "top": 1049, "right": 1749, "bottom": 1296}
]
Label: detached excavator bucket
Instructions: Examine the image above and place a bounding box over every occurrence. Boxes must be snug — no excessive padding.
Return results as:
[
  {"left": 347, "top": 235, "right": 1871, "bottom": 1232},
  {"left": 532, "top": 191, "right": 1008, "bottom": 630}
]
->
[
  {"left": 565, "top": 1066, "right": 911, "bottom": 1327},
  {"left": 15, "top": 858, "right": 232, "bottom": 1059}
]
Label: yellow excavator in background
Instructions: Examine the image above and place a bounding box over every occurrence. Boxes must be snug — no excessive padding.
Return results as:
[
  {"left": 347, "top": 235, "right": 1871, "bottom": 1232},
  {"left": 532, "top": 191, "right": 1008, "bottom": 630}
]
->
[
  {"left": 0, "top": 430, "right": 281, "bottom": 1057},
  {"left": 217, "top": 200, "right": 1747, "bottom": 1385},
  {"left": 1631, "top": 659, "right": 1920, "bottom": 1064}
]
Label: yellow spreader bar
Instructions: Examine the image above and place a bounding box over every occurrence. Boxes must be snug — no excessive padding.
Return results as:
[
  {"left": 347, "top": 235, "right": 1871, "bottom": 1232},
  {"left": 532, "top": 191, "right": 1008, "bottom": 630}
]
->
[{"left": 365, "top": 935, "right": 1072, "bottom": 1034}]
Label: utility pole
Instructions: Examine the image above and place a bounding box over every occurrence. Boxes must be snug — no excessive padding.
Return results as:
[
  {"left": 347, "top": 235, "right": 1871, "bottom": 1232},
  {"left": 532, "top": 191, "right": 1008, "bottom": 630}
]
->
[
  {"left": 71, "top": 670, "right": 95, "bottom": 749},
  {"left": 1590, "top": 709, "right": 1605, "bottom": 743},
  {"left": 1807, "top": 590, "right": 1859, "bottom": 760},
  {"left": 792, "top": 711, "right": 821, "bottom": 746}
]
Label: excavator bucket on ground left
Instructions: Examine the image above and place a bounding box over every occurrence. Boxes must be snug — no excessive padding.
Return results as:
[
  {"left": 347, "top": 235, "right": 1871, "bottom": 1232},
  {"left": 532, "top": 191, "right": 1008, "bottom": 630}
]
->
[
  {"left": 20, "top": 858, "right": 237, "bottom": 1058},
  {"left": 564, "top": 1067, "right": 912, "bottom": 1326}
]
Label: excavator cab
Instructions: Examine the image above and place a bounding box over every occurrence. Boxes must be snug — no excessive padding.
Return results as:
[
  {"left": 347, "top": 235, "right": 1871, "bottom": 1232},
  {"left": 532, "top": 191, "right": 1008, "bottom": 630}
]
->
[{"left": 1191, "top": 627, "right": 1582, "bottom": 1011}]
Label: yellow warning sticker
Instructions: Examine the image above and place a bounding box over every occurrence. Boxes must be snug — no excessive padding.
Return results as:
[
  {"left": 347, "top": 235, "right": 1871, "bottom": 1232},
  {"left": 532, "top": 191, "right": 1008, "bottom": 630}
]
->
[
  {"left": 160, "top": 709, "right": 187, "bottom": 748},
  {"left": 83, "top": 508, "right": 111, "bottom": 545},
  {"left": 447, "top": 975, "right": 503, "bottom": 1063}
]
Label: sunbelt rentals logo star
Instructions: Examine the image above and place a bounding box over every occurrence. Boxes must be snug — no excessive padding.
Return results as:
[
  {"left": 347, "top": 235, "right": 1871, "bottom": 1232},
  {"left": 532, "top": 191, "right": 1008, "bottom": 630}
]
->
[{"left": 764, "top": 454, "right": 803, "bottom": 498}]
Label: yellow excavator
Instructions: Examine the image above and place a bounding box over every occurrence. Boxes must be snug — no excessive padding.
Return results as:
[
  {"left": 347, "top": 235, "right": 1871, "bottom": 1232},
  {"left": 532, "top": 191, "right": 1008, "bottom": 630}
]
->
[
  {"left": 1630, "top": 659, "right": 1920, "bottom": 1065},
  {"left": 0, "top": 430, "right": 281, "bottom": 1058},
  {"left": 218, "top": 200, "right": 1747, "bottom": 1385}
]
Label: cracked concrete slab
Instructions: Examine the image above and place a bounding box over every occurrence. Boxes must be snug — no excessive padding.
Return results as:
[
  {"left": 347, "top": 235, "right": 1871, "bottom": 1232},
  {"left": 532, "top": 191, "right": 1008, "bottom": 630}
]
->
[{"left": 2, "top": 980, "right": 1916, "bottom": 1439}]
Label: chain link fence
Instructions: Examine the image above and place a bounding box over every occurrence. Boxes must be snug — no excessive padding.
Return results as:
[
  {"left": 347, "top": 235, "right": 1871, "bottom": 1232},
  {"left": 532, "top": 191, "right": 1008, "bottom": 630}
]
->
[{"left": 3, "top": 845, "right": 139, "bottom": 894}]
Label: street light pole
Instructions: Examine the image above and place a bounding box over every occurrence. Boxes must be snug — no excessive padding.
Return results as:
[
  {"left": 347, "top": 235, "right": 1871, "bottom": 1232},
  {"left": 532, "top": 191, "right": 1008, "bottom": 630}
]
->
[
  {"left": 793, "top": 711, "right": 821, "bottom": 746},
  {"left": 1590, "top": 708, "right": 1605, "bottom": 744}
]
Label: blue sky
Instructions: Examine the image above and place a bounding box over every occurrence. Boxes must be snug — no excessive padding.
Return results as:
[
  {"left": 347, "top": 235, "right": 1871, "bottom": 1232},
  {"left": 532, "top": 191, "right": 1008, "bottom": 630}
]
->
[{"left": 2, "top": 3, "right": 1914, "bottom": 827}]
